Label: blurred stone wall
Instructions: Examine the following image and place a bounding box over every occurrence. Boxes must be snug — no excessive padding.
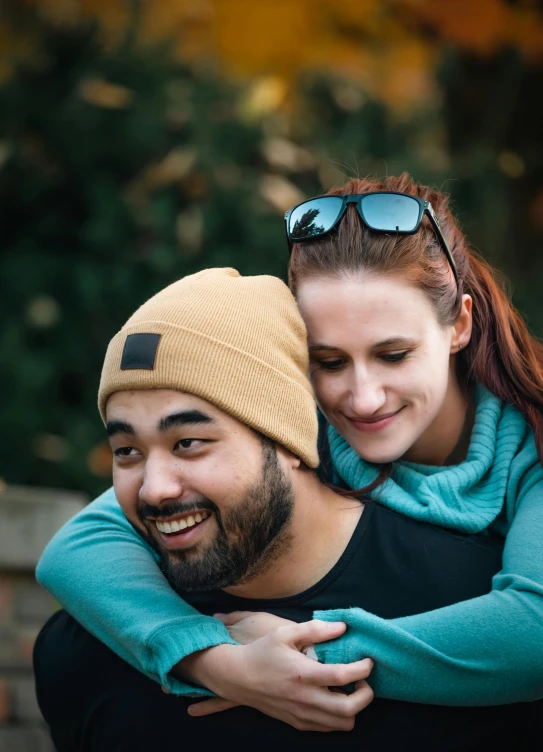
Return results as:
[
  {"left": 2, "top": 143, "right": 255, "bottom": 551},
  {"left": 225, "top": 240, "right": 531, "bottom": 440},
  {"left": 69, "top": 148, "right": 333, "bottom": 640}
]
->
[{"left": 0, "top": 486, "right": 86, "bottom": 752}]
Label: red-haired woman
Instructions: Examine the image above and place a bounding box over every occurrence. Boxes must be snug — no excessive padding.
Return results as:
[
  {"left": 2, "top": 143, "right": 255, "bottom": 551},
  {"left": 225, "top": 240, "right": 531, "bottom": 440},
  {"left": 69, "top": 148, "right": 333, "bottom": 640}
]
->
[{"left": 36, "top": 175, "right": 543, "bottom": 735}]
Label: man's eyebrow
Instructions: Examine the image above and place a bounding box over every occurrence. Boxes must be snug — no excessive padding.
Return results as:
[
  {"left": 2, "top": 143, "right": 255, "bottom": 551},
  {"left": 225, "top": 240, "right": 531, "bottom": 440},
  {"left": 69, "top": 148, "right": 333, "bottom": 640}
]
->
[
  {"left": 106, "top": 421, "right": 135, "bottom": 437},
  {"left": 158, "top": 410, "right": 215, "bottom": 432}
]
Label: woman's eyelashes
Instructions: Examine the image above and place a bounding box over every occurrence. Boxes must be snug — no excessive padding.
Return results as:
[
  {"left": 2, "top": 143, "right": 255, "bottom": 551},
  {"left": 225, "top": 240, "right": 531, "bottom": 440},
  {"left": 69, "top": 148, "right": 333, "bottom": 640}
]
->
[
  {"left": 313, "top": 350, "right": 410, "bottom": 371},
  {"left": 314, "top": 358, "right": 346, "bottom": 372},
  {"left": 379, "top": 350, "right": 410, "bottom": 363}
]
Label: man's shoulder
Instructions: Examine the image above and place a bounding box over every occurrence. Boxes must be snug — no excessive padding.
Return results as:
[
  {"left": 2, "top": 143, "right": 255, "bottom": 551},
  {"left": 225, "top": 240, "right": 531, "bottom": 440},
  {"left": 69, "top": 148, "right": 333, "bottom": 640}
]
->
[
  {"left": 369, "top": 500, "right": 504, "bottom": 554},
  {"left": 33, "top": 611, "right": 178, "bottom": 751},
  {"left": 33, "top": 611, "right": 109, "bottom": 751},
  {"left": 34, "top": 610, "right": 104, "bottom": 683},
  {"left": 33, "top": 609, "right": 140, "bottom": 694}
]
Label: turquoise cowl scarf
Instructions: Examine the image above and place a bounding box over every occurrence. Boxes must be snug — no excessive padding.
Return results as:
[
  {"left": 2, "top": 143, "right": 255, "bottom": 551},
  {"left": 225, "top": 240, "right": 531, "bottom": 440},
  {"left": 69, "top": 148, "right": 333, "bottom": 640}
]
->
[{"left": 329, "top": 383, "right": 529, "bottom": 533}]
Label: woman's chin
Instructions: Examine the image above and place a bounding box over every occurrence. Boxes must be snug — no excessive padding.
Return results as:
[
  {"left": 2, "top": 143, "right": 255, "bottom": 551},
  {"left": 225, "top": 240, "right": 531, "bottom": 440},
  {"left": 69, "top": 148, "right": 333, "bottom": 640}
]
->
[{"left": 348, "top": 436, "right": 409, "bottom": 465}]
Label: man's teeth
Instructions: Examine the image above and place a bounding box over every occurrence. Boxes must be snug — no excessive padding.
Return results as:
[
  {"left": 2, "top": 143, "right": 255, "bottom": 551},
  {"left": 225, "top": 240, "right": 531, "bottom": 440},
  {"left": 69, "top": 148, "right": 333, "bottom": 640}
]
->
[{"left": 156, "top": 511, "right": 209, "bottom": 534}]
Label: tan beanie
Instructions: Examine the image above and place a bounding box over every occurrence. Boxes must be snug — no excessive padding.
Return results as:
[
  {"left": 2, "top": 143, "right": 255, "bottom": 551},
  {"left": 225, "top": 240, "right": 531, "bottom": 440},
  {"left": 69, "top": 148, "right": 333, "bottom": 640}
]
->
[{"left": 98, "top": 268, "right": 319, "bottom": 467}]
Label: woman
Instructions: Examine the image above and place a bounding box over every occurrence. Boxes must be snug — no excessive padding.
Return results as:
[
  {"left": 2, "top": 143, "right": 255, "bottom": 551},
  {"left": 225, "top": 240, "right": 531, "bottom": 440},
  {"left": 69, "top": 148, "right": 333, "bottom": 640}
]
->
[{"left": 36, "top": 173, "right": 543, "bottom": 724}]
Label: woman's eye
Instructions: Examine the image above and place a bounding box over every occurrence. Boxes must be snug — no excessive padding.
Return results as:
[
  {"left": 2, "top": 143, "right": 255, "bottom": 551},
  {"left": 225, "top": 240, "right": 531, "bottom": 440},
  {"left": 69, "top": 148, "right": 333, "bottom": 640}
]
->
[
  {"left": 315, "top": 359, "right": 346, "bottom": 372},
  {"left": 380, "top": 351, "right": 409, "bottom": 363}
]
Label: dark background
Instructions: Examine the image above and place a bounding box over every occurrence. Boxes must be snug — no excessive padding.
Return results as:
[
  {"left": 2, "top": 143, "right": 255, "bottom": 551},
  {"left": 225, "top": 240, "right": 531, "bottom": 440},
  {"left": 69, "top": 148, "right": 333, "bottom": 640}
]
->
[{"left": 1, "top": 0, "right": 542, "bottom": 497}]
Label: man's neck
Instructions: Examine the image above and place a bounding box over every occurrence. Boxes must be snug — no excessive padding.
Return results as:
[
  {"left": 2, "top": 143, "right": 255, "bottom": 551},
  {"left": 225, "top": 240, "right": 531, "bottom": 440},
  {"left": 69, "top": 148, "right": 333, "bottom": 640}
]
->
[{"left": 223, "top": 475, "right": 363, "bottom": 600}]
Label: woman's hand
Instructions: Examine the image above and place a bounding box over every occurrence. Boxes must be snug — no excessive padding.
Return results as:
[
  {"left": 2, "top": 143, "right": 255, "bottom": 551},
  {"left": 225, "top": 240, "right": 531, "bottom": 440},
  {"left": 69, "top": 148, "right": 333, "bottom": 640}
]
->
[
  {"left": 213, "top": 610, "right": 295, "bottom": 644},
  {"left": 179, "top": 620, "right": 374, "bottom": 732}
]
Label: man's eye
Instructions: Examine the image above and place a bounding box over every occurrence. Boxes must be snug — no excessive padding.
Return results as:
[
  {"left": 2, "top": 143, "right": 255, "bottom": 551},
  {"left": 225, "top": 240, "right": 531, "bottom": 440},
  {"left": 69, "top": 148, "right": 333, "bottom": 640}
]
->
[
  {"left": 113, "top": 447, "right": 137, "bottom": 457},
  {"left": 176, "top": 439, "right": 202, "bottom": 450},
  {"left": 380, "top": 351, "right": 409, "bottom": 363}
]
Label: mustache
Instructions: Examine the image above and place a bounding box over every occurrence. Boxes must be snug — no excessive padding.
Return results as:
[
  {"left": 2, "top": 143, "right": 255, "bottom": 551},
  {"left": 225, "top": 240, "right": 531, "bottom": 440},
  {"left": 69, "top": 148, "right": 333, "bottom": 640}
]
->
[{"left": 138, "top": 498, "right": 218, "bottom": 522}]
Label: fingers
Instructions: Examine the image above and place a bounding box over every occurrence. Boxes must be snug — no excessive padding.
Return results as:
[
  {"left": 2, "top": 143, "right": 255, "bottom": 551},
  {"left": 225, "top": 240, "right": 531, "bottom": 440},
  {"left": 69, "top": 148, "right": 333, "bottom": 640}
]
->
[
  {"left": 290, "top": 714, "right": 354, "bottom": 733},
  {"left": 188, "top": 698, "right": 240, "bottom": 716},
  {"left": 213, "top": 611, "right": 256, "bottom": 626},
  {"left": 279, "top": 619, "right": 347, "bottom": 650},
  {"left": 307, "top": 658, "right": 374, "bottom": 688},
  {"left": 319, "top": 680, "right": 375, "bottom": 716},
  {"left": 285, "top": 690, "right": 365, "bottom": 732},
  {"left": 284, "top": 682, "right": 374, "bottom": 730}
]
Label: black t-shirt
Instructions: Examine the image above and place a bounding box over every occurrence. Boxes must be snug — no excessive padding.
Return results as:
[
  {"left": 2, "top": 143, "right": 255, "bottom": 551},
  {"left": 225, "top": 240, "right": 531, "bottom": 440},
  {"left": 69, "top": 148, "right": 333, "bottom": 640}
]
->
[
  {"left": 34, "top": 503, "right": 541, "bottom": 752},
  {"left": 181, "top": 501, "right": 505, "bottom": 619}
]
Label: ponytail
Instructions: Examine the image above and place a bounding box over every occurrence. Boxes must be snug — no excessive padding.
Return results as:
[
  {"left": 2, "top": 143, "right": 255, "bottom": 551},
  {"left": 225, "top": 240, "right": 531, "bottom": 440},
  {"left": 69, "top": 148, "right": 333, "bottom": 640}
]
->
[{"left": 461, "top": 252, "right": 543, "bottom": 461}]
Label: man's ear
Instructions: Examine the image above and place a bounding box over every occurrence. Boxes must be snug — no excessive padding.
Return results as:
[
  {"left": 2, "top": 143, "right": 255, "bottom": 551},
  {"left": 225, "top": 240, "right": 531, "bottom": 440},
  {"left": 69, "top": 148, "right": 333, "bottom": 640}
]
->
[
  {"left": 450, "top": 294, "right": 473, "bottom": 354},
  {"left": 275, "top": 443, "right": 302, "bottom": 471}
]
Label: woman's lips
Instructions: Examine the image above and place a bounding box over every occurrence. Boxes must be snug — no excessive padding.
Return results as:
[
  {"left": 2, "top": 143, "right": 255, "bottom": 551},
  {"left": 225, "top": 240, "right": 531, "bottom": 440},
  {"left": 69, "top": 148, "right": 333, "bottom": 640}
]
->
[{"left": 346, "top": 408, "right": 403, "bottom": 434}]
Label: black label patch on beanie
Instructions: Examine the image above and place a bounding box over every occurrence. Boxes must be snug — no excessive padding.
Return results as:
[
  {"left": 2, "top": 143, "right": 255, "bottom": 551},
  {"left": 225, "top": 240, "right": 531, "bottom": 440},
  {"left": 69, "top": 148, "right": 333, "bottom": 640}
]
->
[{"left": 121, "top": 333, "right": 161, "bottom": 370}]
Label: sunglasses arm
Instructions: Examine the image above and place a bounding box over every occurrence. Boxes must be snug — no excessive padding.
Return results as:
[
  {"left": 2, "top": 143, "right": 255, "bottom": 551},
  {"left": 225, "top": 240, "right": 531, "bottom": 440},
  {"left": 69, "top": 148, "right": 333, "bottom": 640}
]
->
[{"left": 425, "top": 204, "right": 458, "bottom": 283}]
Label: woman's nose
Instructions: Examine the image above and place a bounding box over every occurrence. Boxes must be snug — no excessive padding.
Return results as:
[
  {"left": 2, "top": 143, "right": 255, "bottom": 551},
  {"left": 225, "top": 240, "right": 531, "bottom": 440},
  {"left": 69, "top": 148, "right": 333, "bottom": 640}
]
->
[{"left": 348, "top": 370, "right": 387, "bottom": 416}]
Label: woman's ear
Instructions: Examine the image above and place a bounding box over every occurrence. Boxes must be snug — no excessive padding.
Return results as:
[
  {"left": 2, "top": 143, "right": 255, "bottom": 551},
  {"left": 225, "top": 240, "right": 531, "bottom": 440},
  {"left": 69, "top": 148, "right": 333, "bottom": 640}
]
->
[{"left": 450, "top": 294, "right": 473, "bottom": 353}]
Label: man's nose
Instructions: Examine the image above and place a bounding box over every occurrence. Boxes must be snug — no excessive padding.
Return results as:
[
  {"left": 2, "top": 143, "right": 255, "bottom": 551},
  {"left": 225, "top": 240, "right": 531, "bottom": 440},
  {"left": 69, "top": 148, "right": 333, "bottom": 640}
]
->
[
  {"left": 139, "top": 454, "right": 184, "bottom": 507},
  {"left": 348, "top": 367, "right": 387, "bottom": 416}
]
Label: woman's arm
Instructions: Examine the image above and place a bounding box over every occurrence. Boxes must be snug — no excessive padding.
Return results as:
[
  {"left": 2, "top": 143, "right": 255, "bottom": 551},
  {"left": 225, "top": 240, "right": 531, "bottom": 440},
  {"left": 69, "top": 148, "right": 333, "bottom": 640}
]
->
[
  {"left": 36, "top": 487, "right": 236, "bottom": 696},
  {"left": 314, "top": 464, "right": 543, "bottom": 705},
  {"left": 36, "top": 486, "right": 375, "bottom": 730}
]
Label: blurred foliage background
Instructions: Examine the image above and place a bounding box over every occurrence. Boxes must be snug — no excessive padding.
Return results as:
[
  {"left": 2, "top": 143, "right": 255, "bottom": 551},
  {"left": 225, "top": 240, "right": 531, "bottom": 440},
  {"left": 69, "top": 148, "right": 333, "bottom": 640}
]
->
[{"left": 0, "top": 0, "right": 542, "bottom": 497}]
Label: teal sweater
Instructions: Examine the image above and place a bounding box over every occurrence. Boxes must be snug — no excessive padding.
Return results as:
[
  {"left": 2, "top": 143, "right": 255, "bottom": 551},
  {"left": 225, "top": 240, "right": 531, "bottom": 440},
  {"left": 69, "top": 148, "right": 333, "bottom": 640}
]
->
[{"left": 36, "top": 385, "right": 543, "bottom": 704}]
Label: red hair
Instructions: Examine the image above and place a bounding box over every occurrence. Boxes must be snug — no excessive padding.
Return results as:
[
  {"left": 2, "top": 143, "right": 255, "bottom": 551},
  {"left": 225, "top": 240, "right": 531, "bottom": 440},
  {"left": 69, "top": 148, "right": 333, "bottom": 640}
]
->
[{"left": 289, "top": 173, "right": 543, "bottom": 463}]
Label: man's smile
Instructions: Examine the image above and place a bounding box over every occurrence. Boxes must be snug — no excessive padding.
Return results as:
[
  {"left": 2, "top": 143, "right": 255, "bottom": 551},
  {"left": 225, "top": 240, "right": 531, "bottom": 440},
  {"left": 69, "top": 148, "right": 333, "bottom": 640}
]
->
[
  {"left": 152, "top": 512, "right": 212, "bottom": 550},
  {"left": 141, "top": 509, "right": 214, "bottom": 550},
  {"left": 154, "top": 510, "right": 211, "bottom": 533}
]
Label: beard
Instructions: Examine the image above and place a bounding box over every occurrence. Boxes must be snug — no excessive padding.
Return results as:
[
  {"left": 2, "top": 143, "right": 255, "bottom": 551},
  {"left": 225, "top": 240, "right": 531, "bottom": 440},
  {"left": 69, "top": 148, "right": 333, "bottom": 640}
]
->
[{"left": 135, "top": 440, "right": 295, "bottom": 592}]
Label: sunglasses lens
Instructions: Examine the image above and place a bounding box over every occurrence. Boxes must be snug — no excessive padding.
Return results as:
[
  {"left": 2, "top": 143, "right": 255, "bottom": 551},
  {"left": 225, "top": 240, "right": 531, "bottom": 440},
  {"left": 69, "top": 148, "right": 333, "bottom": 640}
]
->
[
  {"left": 288, "top": 197, "right": 344, "bottom": 240},
  {"left": 362, "top": 194, "right": 420, "bottom": 232}
]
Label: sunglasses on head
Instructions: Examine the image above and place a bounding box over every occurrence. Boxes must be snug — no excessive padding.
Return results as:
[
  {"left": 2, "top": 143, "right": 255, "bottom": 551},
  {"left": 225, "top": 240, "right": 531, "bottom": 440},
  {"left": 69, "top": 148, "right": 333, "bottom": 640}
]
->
[{"left": 284, "top": 192, "right": 458, "bottom": 282}]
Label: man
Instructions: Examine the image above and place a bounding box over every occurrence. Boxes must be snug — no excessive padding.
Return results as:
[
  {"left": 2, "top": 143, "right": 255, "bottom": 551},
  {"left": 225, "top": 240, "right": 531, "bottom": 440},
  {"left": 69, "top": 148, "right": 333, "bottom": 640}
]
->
[{"left": 34, "top": 268, "right": 537, "bottom": 751}]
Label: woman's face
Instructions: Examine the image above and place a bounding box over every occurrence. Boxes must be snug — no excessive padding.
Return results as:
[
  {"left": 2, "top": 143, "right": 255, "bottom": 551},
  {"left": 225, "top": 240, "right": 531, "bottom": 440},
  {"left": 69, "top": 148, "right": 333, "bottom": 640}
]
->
[{"left": 296, "top": 273, "right": 470, "bottom": 465}]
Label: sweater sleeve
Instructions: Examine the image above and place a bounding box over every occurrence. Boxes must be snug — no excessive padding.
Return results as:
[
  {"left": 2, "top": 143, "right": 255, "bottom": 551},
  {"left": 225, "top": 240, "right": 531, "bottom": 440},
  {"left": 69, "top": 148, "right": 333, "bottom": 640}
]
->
[
  {"left": 35, "top": 487, "right": 237, "bottom": 696},
  {"left": 313, "top": 463, "right": 543, "bottom": 705}
]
